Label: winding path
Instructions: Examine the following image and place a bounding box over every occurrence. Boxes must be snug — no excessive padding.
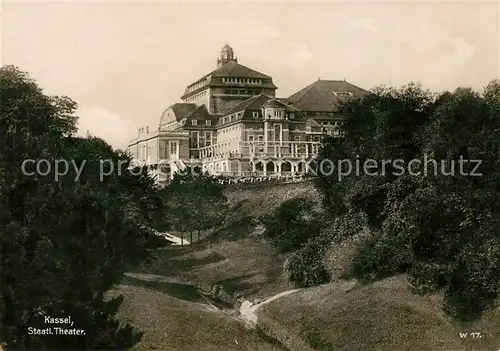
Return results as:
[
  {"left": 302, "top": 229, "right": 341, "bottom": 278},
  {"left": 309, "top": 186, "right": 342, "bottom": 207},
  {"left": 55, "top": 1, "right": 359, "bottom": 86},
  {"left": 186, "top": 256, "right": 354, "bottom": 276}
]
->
[{"left": 239, "top": 289, "right": 301, "bottom": 326}]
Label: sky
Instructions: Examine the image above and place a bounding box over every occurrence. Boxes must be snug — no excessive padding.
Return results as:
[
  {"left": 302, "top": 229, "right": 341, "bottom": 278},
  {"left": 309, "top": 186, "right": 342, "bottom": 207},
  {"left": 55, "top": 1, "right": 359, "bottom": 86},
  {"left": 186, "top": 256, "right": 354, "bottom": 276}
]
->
[{"left": 2, "top": 0, "right": 499, "bottom": 150}]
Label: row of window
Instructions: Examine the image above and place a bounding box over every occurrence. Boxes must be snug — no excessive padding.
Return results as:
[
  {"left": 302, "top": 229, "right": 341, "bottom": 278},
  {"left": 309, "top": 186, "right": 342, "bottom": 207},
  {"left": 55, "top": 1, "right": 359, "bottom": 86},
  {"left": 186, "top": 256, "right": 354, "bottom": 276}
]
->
[
  {"left": 176, "top": 119, "right": 341, "bottom": 130},
  {"left": 218, "top": 125, "right": 241, "bottom": 135},
  {"left": 333, "top": 91, "right": 354, "bottom": 97},
  {"left": 221, "top": 113, "right": 242, "bottom": 124},
  {"left": 320, "top": 121, "right": 342, "bottom": 127},
  {"left": 246, "top": 135, "right": 322, "bottom": 142},
  {"left": 190, "top": 131, "right": 214, "bottom": 148},
  {"left": 224, "top": 89, "right": 261, "bottom": 95},
  {"left": 185, "top": 90, "right": 208, "bottom": 102},
  {"left": 180, "top": 119, "right": 212, "bottom": 127},
  {"left": 187, "top": 78, "right": 208, "bottom": 93},
  {"left": 222, "top": 77, "right": 263, "bottom": 84}
]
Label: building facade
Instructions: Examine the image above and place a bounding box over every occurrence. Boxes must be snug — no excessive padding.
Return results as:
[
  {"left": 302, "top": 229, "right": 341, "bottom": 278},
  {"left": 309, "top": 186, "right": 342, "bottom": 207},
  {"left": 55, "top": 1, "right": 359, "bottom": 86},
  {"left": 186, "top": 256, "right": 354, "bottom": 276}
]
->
[{"left": 128, "top": 45, "right": 368, "bottom": 185}]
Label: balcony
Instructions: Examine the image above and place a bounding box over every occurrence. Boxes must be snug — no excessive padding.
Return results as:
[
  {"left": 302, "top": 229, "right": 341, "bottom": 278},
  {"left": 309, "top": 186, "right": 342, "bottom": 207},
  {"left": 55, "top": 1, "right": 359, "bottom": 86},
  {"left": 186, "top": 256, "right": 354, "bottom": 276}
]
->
[{"left": 195, "top": 141, "right": 321, "bottom": 161}]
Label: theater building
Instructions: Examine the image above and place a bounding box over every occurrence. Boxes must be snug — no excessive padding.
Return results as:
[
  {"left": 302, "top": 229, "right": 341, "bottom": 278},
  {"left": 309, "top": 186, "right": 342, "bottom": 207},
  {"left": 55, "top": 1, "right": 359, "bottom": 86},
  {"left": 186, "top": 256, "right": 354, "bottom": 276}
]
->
[{"left": 128, "top": 44, "right": 368, "bottom": 184}]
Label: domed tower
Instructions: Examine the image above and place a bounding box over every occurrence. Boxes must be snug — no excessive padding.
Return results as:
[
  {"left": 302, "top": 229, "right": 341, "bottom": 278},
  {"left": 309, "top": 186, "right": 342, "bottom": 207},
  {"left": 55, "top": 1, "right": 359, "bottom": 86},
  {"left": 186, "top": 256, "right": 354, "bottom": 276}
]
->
[{"left": 217, "top": 44, "right": 238, "bottom": 68}]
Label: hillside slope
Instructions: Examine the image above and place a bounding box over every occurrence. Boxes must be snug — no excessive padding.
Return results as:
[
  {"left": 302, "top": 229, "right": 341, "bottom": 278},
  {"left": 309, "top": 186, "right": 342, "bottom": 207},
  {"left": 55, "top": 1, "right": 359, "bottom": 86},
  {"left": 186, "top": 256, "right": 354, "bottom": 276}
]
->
[
  {"left": 110, "top": 284, "right": 284, "bottom": 350},
  {"left": 257, "top": 275, "right": 500, "bottom": 350},
  {"left": 119, "top": 181, "right": 320, "bottom": 349}
]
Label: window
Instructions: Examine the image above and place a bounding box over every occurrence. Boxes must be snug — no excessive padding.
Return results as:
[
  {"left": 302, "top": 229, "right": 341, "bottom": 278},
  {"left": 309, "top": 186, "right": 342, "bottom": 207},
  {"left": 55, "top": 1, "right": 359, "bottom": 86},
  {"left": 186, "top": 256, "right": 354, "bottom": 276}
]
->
[
  {"left": 258, "top": 135, "right": 264, "bottom": 142},
  {"left": 274, "top": 124, "right": 281, "bottom": 142},
  {"left": 294, "top": 136, "right": 301, "bottom": 142},
  {"left": 206, "top": 120, "right": 212, "bottom": 126},
  {"left": 191, "top": 131, "right": 199, "bottom": 148},
  {"left": 205, "top": 131, "right": 212, "bottom": 146},
  {"left": 313, "top": 136, "right": 321, "bottom": 142},
  {"left": 253, "top": 112, "right": 259, "bottom": 118},
  {"left": 191, "top": 120, "right": 197, "bottom": 126},
  {"left": 170, "top": 142, "right": 177, "bottom": 154},
  {"left": 181, "top": 119, "right": 186, "bottom": 126},
  {"left": 248, "top": 135, "right": 254, "bottom": 142}
]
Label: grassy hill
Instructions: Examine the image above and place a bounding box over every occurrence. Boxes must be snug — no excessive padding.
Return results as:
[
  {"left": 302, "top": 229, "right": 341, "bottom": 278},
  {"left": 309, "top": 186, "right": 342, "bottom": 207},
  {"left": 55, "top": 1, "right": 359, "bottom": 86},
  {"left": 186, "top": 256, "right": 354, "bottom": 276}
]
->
[
  {"left": 115, "top": 181, "right": 320, "bottom": 349},
  {"left": 109, "top": 284, "right": 284, "bottom": 350},
  {"left": 257, "top": 275, "right": 500, "bottom": 350},
  {"left": 113, "top": 180, "right": 500, "bottom": 350}
]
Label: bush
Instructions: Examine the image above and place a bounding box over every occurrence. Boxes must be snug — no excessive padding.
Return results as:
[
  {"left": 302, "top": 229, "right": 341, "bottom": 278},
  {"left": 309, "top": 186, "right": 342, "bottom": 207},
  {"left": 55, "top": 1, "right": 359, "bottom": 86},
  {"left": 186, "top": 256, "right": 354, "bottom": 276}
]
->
[
  {"left": 350, "top": 231, "right": 413, "bottom": 281},
  {"left": 261, "top": 198, "right": 323, "bottom": 253},
  {"left": 322, "top": 228, "right": 373, "bottom": 281},
  {"left": 285, "top": 237, "right": 331, "bottom": 288}
]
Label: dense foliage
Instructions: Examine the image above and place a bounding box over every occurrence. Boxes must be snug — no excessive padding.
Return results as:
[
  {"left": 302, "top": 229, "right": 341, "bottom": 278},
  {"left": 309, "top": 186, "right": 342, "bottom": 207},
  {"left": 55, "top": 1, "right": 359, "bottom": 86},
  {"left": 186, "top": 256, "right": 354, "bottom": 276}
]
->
[
  {"left": 315, "top": 81, "right": 500, "bottom": 322},
  {"left": 260, "top": 198, "right": 323, "bottom": 254},
  {"left": 260, "top": 198, "right": 330, "bottom": 287},
  {"left": 161, "top": 171, "right": 229, "bottom": 244},
  {"left": 285, "top": 236, "right": 331, "bottom": 288},
  {"left": 0, "top": 66, "right": 165, "bottom": 349}
]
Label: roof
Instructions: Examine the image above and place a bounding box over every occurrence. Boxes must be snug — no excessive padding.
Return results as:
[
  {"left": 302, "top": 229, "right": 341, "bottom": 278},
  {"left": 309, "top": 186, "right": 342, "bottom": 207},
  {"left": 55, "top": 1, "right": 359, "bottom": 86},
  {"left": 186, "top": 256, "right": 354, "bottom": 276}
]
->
[
  {"left": 170, "top": 103, "right": 197, "bottom": 120},
  {"left": 174, "top": 105, "right": 216, "bottom": 130},
  {"left": 186, "top": 104, "right": 213, "bottom": 120},
  {"left": 220, "top": 94, "right": 303, "bottom": 125},
  {"left": 210, "top": 61, "right": 271, "bottom": 79},
  {"left": 182, "top": 61, "right": 274, "bottom": 98},
  {"left": 287, "top": 79, "right": 368, "bottom": 112},
  {"left": 224, "top": 94, "right": 272, "bottom": 115},
  {"left": 262, "top": 99, "right": 287, "bottom": 109}
]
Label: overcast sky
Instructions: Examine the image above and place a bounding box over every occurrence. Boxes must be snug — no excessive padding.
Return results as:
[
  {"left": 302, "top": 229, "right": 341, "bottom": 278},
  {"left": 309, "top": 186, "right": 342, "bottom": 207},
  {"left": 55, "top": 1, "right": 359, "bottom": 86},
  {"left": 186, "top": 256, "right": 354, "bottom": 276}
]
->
[{"left": 2, "top": 0, "right": 499, "bottom": 150}]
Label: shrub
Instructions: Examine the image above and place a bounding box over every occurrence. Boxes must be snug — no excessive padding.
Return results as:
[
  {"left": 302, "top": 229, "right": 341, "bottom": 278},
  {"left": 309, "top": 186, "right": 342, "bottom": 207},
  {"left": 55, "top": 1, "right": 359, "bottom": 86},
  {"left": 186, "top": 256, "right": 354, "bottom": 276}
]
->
[
  {"left": 261, "top": 198, "right": 323, "bottom": 253},
  {"left": 285, "top": 237, "right": 331, "bottom": 288}
]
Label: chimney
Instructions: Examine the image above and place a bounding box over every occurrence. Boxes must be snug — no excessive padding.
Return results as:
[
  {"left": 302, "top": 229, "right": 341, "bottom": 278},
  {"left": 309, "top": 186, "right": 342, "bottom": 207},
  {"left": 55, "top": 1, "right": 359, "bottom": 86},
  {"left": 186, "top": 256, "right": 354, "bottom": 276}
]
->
[{"left": 146, "top": 126, "right": 149, "bottom": 133}]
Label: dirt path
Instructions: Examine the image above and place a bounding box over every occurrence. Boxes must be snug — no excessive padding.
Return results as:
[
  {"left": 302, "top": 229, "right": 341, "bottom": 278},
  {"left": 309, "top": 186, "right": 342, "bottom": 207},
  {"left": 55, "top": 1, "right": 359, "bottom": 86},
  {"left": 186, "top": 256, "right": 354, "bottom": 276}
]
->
[
  {"left": 125, "top": 271, "right": 301, "bottom": 335},
  {"left": 239, "top": 289, "right": 301, "bottom": 327}
]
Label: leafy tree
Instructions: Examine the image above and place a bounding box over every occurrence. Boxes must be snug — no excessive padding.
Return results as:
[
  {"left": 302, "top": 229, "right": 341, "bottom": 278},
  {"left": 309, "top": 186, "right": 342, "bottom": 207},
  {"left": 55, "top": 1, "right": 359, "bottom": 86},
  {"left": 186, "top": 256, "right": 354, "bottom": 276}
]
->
[
  {"left": 285, "top": 236, "right": 331, "bottom": 288},
  {"left": 161, "top": 171, "right": 228, "bottom": 244},
  {"left": 315, "top": 80, "right": 500, "bottom": 322},
  {"left": 261, "top": 198, "right": 323, "bottom": 253},
  {"left": 0, "top": 66, "right": 164, "bottom": 349}
]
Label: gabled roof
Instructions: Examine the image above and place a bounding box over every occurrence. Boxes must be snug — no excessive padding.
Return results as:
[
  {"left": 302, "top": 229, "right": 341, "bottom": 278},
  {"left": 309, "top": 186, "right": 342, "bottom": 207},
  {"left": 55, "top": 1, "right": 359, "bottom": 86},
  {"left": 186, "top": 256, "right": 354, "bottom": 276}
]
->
[
  {"left": 210, "top": 61, "right": 271, "bottom": 79},
  {"left": 182, "top": 61, "right": 275, "bottom": 98},
  {"left": 221, "top": 94, "right": 303, "bottom": 124},
  {"left": 224, "top": 94, "right": 273, "bottom": 115},
  {"left": 262, "top": 99, "right": 287, "bottom": 109},
  {"left": 170, "top": 103, "right": 197, "bottom": 120},
  {"left": 173, "top": 105, "right": 217, "bottom": 130},
  {"left": 288, "top": 79, "right": 368, "bottom": 112},
  {"left": 185, "top": 104, "right": 212, "bottom": 120}
]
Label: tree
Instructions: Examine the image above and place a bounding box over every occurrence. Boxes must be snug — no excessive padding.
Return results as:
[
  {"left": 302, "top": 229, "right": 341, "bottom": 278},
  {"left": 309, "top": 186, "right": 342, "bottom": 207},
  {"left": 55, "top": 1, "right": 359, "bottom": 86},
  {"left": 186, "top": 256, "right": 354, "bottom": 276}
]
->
[
  {"left": 261, "top": 198, "right": 323, "bottom": 253},
  {"left": 315, "top": 80, "right": 500, "bottom": 322},
  {"left": 0, "top": 66, "right": 164, "bottom": 349},
  {"left": 189, "top": 174, "right": 229, "bottom": 241},
  {"left": 161, "top": 171, "right": 228, "bottom": 244}
]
